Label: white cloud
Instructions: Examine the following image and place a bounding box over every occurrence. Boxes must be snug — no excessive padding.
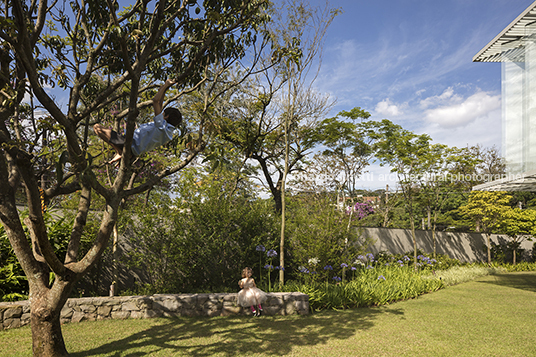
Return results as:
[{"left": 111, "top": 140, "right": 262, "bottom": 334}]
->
[
  {"left": 422, "top": 105, "right": 501, "bottom": 150},
  {"left": 419, "top": 87, "right": 457, "bottom": 109},
  {"left": 423, "top": 91, "right": 500, "bottom": 128},
  {"left": 375, "top": 98, "right": 403, "bottom": 117}
]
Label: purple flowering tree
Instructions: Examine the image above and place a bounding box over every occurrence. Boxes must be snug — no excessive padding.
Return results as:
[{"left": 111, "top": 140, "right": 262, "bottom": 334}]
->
[{"left": 347, "top": 201, "right": 375, "bottom": 220}]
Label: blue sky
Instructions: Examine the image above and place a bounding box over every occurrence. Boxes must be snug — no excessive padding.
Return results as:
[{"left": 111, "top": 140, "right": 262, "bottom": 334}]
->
[{"left": 305, "top": 0, "right": 534, "bottom": 189}]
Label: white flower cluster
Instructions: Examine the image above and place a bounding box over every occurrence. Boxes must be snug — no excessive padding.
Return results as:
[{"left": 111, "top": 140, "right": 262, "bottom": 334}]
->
[{"left": 308, "top": 257, "right": 320, "bottom": 266}]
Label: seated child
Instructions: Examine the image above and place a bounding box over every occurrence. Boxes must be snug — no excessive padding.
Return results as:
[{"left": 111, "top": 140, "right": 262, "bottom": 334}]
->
[{"left": 237, "top": 267, "right": 267, "bottom": 317}]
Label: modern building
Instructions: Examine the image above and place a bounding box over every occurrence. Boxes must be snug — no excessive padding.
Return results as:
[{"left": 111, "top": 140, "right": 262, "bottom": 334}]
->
[{"left": 473, "top": 1, "right": 536, "bottom": 191}]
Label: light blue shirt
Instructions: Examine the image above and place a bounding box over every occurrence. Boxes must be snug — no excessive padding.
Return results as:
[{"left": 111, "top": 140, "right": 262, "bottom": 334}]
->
[{"left": 131, "top": 112, "right": 176, "bottom": 156}]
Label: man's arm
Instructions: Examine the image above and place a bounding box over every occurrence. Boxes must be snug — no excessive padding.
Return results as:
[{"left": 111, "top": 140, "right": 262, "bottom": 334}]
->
[{"left": 152, "top": 78, "right": 176, "bottom": 116}]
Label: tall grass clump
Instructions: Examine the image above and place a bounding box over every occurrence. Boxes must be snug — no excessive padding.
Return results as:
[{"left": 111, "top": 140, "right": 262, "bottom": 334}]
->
[
  {"left": 281, "top": 265, "right": 443, "bottom": 311},
  {"left": 427, "top": 265, "right": 507, "bottom": 286},
  {"left": 498, "top": 262, "right": 536, "bottom": 272}
]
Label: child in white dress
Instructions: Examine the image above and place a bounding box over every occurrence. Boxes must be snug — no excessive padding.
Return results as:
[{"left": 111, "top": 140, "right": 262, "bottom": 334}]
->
[{"left": 237, "top": 267, "right": 267, "bottom": 317}]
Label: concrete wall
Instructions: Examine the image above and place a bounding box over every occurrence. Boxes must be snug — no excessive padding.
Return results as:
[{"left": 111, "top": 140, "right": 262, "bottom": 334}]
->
[
  {"left": 0, "top": 292, "right": 309, "bottom": 330},
  {"left": 360, "top": 227, "right": 534, "bottom": 262}
]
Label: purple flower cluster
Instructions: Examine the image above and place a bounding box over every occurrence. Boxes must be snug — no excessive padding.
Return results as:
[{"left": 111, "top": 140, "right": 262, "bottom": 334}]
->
[
  {"left": 266, "top": 249, "right": 278, "bottom": 258},
  {"left": 347, "top": 201, "right": 375, "bottom": 220},
  {"left": 417, "top": 255, "right": 437, "bottom": 265}
]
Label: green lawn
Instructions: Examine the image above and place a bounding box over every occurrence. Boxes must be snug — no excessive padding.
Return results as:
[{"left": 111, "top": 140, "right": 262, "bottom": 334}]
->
[{"left": 2, "top": 272, "right": 536, "bottom": 356}]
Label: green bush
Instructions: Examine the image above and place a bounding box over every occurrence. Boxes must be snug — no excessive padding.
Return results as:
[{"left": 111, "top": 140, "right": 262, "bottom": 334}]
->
[
  {"left": 0, "top": 211, "right": 90, "bottom": 301},
  {"left": 0, "top": 216, "right": 28, "bottom": 301},
  {"left": 284, "top": 194, "right": 373, "bottom": 285},
  {"left": 122, "top": 197, "right": 278, "bottom": 294}
]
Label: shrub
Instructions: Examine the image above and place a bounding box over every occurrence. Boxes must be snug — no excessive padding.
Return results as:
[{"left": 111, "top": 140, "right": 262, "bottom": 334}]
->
[
  {"left": 285, "top": 194, "right": 373, "bottom": 284},
  {"left": 122, "top": 197, "right": 278, "bottom": 294},
  {"left": 1, "top": 211, "right": 95, "bottom": 301}
]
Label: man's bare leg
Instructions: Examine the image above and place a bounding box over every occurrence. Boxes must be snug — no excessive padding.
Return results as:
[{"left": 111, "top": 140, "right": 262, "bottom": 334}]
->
[
  {"left": 109, "top": 153, "right": 122, "bottom": 163},
  {"left": 93, "top": 124, "right": 123, "bottom": 163}
]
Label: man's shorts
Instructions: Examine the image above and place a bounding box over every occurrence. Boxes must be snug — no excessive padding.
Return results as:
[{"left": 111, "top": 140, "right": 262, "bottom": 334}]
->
[{"left": 109, "top": 130, "right": 125, "bottom": 150}]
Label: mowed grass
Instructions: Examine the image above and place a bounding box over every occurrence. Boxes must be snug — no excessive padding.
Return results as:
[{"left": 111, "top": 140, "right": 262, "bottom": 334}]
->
[{"left": 2, "top": 272, "right": 536, "bottom": 357}]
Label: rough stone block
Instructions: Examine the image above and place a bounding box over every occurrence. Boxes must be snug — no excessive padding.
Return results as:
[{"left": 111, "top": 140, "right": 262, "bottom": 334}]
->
[
  {"left": 130, "top": 311, "right": 144, "bottom": 319},
  {"left": 136, "top": 297, "right": 153, "bottom": 310},
  {"left": 265, "top": 305, "right": 282, "bottom": 316},
  {"left": 223, "top": 294, "right": 237, "bottom": 302},
  {"left": 221, "top": 305, "right": 242, "bottom": 316},
  {"left": 80, "top": 304, "right": 97, "bottom": 313},
  {"left": 162, "top": 311, "right": 182, "bottom": 318},
  {"left": 156, "top": 298, "right": 182, "bottom": 311},
  {"left": 122, "top": 301, "right": 140, "bottom": 311},
  {"left": 144, "top": 310, "right": 161, "bottom": 319},
  {"left": 182, "top": 308, "right": 200, "bottom": 317},
  {"left": 61, "top": 306, "right": 74, "bottom": 319},
  {"left": 3, "top": 318, "right": 21, "bottom": 329},
  {"left": 72, "top": 311, "right": 85, "bottom": 323},
  {"left": 111, "top": 311, "right": 130, "bottom": 320},
  {"left": 85, "top": 313, "right": 97, "bottom": 321},
  {"left": 178, "top": 295, "right": 196, "bottom": 305},
  {"left": 295, "top": 300, "right": 309, "bottom": 314},
  {"left": 4, "top": 307, "right": 22, "bottom": 319},
  {"left": 97, "top": 305, "right": 112, "bottom": 317},
  {"left": 21, "top": 313, "right": 31, "bottom": 325}
]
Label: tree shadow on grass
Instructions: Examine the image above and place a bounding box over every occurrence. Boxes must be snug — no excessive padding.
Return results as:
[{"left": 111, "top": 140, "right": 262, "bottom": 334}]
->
[
  {"left": 71, "top": 307, "right": 404, "bottom": 356},
  {"left": 477, "top": 272, "right": 536, "bottom": 294}
]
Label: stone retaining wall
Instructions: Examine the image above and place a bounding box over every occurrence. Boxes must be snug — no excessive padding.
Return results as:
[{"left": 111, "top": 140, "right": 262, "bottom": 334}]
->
[{"left": 0, "top": 292, "right": 309, "bottom": 330}]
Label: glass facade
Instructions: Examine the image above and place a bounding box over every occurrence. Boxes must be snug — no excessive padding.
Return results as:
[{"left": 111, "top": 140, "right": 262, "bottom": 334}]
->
[{"left": 501, "top": 25, "right": 536, "bottom": 174}]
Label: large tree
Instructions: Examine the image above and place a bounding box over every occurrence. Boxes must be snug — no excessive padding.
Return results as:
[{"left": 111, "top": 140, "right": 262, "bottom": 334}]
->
[
  {"left": 212, "top": 0, "right": 338, "bottom": 214},
  {"left": 0, "top": 0, "right": 269, "bottom": 355},
  {"left": 417, "top": 144, "right": 462, "bottom": 258},
  {"left": 371, "top": 119, "right": 432, "bottom": 268},
  {"left": 304, "top": 107, "right": 373, "bottom": 197}
]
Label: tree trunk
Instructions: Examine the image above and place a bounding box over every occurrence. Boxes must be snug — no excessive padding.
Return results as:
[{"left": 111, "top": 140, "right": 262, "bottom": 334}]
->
[
  {"left": 432, "top": 210, "right": 438, "bottom": 259},
  {"left": 30, "top": 285, "right": 72, "bottom": 357},
  {"left": 31, "top": 312, "right": 69, "bottom": 357},
  {"left": 432, "top": 227, "right": 436, "bottom": 259},
  {"left": 486, "top": 233, "right": 491, "bottom": 265},
  {"left": 410, "top": 217, "right": 417, "bottom": 270}
]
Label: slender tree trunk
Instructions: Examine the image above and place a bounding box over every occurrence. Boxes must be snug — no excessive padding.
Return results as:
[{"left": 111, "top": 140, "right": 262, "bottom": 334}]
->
[
  {"left": 513, "top": 240, "right": 517, "bottom": 265},
  {"left": 432, "top": 210, "right": 438, "bottom": 259},
  {"left": 432, "top": 227, "right": 436, "bottom": 259},
  {"left": 486, "top": 233, "right": 491, "bottom": 265},
  {"left": 110, "top": 224, "right": 119, "bottom": 296},
  {"left": 410, "top": 217, "right": 417, "bottom": 270}
]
